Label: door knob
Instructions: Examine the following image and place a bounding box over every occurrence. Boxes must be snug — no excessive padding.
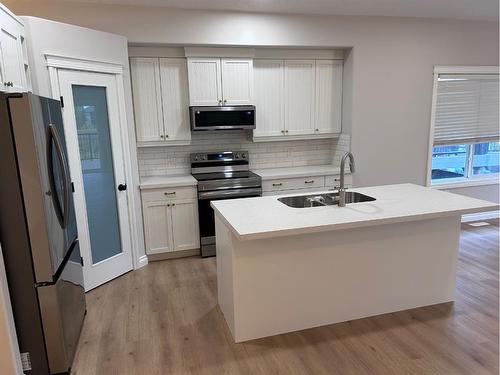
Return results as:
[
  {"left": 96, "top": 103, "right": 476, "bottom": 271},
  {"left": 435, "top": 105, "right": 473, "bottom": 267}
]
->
[{"left": 118, "top": 184, "right": 127, "bottom": 191}]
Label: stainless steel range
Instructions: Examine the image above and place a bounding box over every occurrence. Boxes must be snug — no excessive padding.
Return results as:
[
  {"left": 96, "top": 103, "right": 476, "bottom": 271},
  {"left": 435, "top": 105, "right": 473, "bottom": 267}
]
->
[{"left": 191, "top": 151, "right": 262, "bottom": 257}]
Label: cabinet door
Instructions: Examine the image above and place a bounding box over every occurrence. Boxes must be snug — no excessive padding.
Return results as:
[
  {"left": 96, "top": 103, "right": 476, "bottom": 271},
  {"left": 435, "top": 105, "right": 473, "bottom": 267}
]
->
[
  {"left": 159, "top": 58, "right": 191, "bottom": 142},
  {"left": 143, "top": 201, "right": 174, "bottom": 254},
  {"left": 187, "top": 58, "right": 222, "bottom": 106},
  {"left": 170, "top": 199, "right": 199, "bottom": 252},
  {"left": 221, "top": 58, "right": 253, "bottom": 105},
  {"left": 130, "top": 57, "right": 164, "bottom": 143},
  {"left": 0, "top": 25, "right": 24, "bottom": 92},
  {"left": 253, "top": 60, "right": 284, "bottom": 137},
  {"left": 315, "top": 60, "right": 342, "bottom": 134},
  {"left": 284, "top": 60, "right": 315, "bottom": 135}
]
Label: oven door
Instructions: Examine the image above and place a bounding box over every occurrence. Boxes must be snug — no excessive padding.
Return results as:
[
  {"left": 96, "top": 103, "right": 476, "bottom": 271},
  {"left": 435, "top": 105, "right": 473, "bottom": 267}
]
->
[
  {"left": 197, "top": 188, "right": 261, "bottom": 257},
  {"left": 190, "top": 106, "right": 255, "bottom": 131}
]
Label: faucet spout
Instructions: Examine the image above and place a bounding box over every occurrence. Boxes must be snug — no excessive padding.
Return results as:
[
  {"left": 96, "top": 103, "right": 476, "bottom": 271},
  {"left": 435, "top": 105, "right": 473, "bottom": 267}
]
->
[{"left": 338, "top": 152, "right": 355, "bottom": 207}]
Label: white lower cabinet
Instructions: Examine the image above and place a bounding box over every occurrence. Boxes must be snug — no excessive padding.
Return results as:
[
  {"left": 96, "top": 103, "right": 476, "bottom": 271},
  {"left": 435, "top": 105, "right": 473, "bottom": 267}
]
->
[
  {"left": 170, "top": 199, "right": 199, "bottom": 251},
  {"left": 141, "top": 187, "right": 199, "bottom": 255},
  {"left": 262, "top": 174, "right": 352, "bottom": 196},
  {"left": 143, "top": 201, "right": 174, "bottom": 254}
]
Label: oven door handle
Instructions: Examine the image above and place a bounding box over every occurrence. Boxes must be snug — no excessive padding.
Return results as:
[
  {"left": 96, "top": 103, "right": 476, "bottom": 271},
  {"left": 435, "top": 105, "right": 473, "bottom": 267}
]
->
[{"left": 198, "top": 188, "right": 262, "bottom": 200}]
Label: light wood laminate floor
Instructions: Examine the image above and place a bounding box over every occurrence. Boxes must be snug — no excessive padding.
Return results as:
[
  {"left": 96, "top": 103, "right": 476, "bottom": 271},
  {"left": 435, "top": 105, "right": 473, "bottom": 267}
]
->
[{"left": 71, "top": 220, "right": 499, "bottom": 375}]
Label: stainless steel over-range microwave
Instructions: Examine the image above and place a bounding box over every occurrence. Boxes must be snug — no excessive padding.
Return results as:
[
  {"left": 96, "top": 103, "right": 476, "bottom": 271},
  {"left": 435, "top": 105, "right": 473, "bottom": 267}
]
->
[{"left": 189, "top": 105, "right": 256, "bottom": 131}]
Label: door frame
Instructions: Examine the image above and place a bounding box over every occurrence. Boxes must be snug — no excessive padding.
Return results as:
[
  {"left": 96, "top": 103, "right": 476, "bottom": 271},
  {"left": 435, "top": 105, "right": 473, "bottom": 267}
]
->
[{"left": 45, "top": 54, "right": 146, "bottom": 289}]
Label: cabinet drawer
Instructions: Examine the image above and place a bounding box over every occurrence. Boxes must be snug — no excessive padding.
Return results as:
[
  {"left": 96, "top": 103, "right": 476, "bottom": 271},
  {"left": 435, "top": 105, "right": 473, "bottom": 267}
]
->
[
  {"left": 142, "top": 186, "right": 196, "bottom": 202},
  {"left": 325, "top": 175, "right": 352, "bottom": 189},
  {"left": 263, "top": 187, "right": 326, "bottom": 197},
  {"left": 263, "top": 176, "right": 325, "bottom": 192}
]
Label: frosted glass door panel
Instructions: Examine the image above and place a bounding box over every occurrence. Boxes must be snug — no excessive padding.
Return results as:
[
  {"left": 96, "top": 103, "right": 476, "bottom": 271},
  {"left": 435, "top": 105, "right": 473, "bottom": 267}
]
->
[{"left": 72, "top": 85, "right": 122, "bottom": 264}]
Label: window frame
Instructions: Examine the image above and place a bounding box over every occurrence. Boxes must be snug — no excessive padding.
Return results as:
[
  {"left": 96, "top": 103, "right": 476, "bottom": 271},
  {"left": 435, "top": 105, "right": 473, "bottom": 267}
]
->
[{"left": 426, "top": 66, "right": 500, "bottom": 188}]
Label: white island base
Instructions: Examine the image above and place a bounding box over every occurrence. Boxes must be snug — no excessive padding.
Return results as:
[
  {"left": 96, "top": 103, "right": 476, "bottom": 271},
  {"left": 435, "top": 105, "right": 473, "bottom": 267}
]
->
[{"left": 215, "top": 214, "right": 461, "bottom": 343}]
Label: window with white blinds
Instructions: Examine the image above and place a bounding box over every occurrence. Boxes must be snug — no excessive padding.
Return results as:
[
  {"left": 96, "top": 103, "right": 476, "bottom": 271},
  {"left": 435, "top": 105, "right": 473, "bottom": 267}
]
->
[{"left": 433, "top": 73, "right": 499, "bottom": 145}]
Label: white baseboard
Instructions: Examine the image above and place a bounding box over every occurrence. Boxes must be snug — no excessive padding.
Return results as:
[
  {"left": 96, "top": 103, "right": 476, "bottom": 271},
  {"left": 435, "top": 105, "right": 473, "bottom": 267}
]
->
[
  {"left": 136, "top": 255, "right": 148, "bottom": 269},
  {"left": 462, "top": 210, "right": 499, "bottom": 223}
]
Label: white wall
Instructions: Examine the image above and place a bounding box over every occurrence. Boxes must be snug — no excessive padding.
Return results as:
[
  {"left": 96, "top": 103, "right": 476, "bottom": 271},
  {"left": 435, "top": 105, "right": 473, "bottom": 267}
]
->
[
  {"left": 20, "top": 16, "right": 146, "bottom": 266},
  {"left": 7, "top": 1, "right": 498, "bottom": 202}
]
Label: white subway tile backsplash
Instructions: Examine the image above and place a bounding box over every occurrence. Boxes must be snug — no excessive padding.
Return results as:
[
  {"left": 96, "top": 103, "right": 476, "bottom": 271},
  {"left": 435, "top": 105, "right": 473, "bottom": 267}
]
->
[{"left": 137, "top": 131, "right": 350, "bottom": 177}]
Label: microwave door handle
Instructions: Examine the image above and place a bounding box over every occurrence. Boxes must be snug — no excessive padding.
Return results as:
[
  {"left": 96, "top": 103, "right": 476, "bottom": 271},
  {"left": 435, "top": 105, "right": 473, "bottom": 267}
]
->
[{"left": 47, "top": 124, "right": 71, "bottom": 228}]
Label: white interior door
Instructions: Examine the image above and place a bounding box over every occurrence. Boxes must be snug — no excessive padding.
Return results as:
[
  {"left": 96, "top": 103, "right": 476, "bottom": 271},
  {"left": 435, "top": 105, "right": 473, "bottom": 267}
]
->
[{"left": 58, "top": 69, "right": 133, "bottom": 291}]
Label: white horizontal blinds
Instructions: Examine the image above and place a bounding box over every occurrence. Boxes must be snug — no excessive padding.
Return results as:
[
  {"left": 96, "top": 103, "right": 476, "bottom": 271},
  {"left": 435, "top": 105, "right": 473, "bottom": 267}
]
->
[{"left": 433, "top": 74, "right": 499, "bottom": 145}]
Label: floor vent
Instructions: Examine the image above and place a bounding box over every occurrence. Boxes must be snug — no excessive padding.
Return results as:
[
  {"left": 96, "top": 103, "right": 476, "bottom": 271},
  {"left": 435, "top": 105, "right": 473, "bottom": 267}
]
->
[{"left": 468, "top": 221, "right": 491, "bottom": 227}]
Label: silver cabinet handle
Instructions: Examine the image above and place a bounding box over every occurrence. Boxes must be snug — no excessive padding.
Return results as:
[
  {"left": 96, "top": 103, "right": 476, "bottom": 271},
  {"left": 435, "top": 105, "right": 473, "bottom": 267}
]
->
[
  {"left": 164, "top": 192, "right": 176, "bottom": 195},
  {"left": 315, "top": 129, "right": 319, "bottom": 132},
  {"left": 160, "top": 135, "right": 164, "bottom": 139},
  {"left": 218, "top": 100, "right": 222, "bottom": 105},
  {"left": 304, "top": 180, "right": 314, "bottom": 184},
  {"left": 272, "top": 183, "right": 283, "bottom": 187},
  {"left": 47, "top": 124, "right": 71, "bottom": 229},
  {"left": 223, "top": 99, "right": 227, "bottom": 104},
  {"left": 172, "top": 203, "right": 176, "bottom": 207},
  {"left": 165, "top": 134, "right": 169, "bottom": 138},
  {"left": 281, "top": 130, "right": 285, "bottom": 134},
  {"left": 285, "top": 130, "right": 289, "bottom": 133}
]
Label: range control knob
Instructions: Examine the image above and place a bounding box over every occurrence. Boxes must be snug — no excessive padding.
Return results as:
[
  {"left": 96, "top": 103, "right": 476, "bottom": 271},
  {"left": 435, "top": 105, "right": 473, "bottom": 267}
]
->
[
  {"left": 202, "top": 154, "right": 207, "bottom": 160},
  {"left": 194, "top": 156, "right": 199, "bottom": 161},
  {"left": 235, "top": 153, "right": 240, "bottom": 159},
  {"left": 242, "top": 153, "right": 247, "bottom": 159}
]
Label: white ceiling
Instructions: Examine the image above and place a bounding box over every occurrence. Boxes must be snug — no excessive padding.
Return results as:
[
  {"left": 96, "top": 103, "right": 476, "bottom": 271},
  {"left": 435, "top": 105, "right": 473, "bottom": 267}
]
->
[{"left": 62, "top": 0, "right": 498, "bottom": 21}]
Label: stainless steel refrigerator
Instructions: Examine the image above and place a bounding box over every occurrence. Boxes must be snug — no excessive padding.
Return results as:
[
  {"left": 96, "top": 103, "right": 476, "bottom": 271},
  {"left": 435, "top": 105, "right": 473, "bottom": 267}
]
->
[{"left": 0, "top": 93, "right": 86, "bottom": 374}]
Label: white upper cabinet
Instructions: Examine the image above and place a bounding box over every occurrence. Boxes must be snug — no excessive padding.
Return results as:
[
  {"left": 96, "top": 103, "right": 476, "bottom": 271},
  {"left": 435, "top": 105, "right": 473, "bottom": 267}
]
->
[
  {"left": 315, "top": 60, "right": 343, "bottom": 134},
  {"left": 284, "top": 60, "right": 315, "bottom": 136},
  {"left": 253, "top": 59, "right": 284, "bottom": 137},
  {"left": 159, "top": 58, "right": 191, "bottom": 142},
  {"left": 187, "top": 57, "right": 253, "bottom": 106},
  {"left": 221, "top": 58, "right": 253, "bottom": 105},
  {"left": 130, "top": 57, "right": 164, "bottom": 143},
  {"left": 253, "top": 58, "right": 343, "bottom": 141},
  {"left": 130, "top": 57, "right": 191, "bottom": 146},
  {"left": 187, "top": 58, "right": 222, "bottom": 106},
  {"left": 0, "top": 5, "right": 29, "bottom": 93}
]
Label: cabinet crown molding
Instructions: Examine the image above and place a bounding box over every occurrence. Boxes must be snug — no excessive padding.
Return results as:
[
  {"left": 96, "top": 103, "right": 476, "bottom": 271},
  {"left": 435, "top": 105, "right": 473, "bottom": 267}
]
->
[{"left": 184, "top": 47, "right": 255, "bottom": 58}]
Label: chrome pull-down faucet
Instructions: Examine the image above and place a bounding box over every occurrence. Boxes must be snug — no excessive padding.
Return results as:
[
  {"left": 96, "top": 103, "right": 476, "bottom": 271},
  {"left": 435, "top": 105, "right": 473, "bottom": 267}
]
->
[{"left": 338, "top": 152, "right": 355, "bottom": 207}]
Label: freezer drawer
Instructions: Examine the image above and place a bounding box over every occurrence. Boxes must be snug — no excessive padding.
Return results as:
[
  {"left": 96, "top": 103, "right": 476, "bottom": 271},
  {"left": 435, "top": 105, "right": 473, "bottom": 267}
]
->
[{"left": 37, "top": 241, "right": 86, "bottom": 374}]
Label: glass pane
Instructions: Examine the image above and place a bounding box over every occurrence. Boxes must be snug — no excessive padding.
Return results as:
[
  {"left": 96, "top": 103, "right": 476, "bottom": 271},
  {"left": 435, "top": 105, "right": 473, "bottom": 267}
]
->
[
  {"left": 472, "top": 142, "right": 500, "bottom": 176},
  {"left": 431, "top": 144, "right": 468, "bottom": 182},
  {"left": 72, "top": 85, "right": 122, "bottom": 264}
]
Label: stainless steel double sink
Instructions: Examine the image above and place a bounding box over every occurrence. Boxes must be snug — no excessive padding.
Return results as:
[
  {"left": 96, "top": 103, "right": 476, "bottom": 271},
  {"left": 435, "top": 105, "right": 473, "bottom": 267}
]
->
[{"left": 278, "top": 191, "right": 375, "bottom": 208}]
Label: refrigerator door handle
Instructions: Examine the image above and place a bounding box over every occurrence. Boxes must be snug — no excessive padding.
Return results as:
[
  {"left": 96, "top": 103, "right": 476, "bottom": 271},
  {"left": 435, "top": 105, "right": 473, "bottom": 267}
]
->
[
  {"left": 46, "top": 123, "right": 71, "bottom": 229},
  {"left": 36, "top": 238, "right": 79, "bottom": 287}
]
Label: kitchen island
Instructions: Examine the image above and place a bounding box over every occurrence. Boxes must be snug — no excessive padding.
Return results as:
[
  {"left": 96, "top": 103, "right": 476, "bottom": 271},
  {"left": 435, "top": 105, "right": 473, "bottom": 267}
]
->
[{"left": 211, "top": 183, "right": 497, "bottom": 342}]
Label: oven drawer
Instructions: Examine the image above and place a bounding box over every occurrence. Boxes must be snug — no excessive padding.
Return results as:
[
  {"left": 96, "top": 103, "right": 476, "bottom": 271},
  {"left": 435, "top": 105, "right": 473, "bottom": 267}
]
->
[
  {"left": 262, "top": 176, "right": 325, "bottom": 192},
  {"left": 142, "top": 186, "right": 197, "bottom": 202}
]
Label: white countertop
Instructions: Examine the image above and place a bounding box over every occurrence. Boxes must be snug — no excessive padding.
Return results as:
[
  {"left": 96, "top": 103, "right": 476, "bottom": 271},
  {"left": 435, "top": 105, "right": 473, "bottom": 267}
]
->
[
  {"left": 253, "top": 165, "right": 344, "bottom": 180},
  {"left": 211, "top": 183, "right": 498, "bottom": 241},
  {"left": 139, "top": 174, "right": 197, "bottom": 189}
]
